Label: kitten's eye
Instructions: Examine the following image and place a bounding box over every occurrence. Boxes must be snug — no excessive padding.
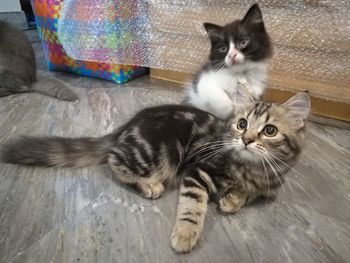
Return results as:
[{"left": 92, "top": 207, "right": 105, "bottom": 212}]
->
[
  {"left": 237, "top": 118, "right": 248, "bottom": 130},
  {"left": 263, "top": 125, "right": 278, "bottom": 137},
  {"left": 218, "top": 44, "right": 228, "bottom": 53},
  {"left": 239, "top": 37, "right": 250, "bottom": 48}
]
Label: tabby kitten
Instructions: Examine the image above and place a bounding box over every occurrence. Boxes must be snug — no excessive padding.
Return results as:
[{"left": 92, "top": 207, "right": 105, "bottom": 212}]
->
[
  {"left": 0, "top": 21, "right": 78, "bottom": 100},
  {"left": 1, "top": 87, "right": 310, "bottom": 253},
  {"left": 186, "top": 3, "right": 272, "bottom": 119}
]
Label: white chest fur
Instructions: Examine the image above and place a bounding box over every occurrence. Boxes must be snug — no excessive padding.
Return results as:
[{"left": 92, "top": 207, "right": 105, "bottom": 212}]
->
[{"left": 187, "top": 61, "right": 268, "bottom": 119}]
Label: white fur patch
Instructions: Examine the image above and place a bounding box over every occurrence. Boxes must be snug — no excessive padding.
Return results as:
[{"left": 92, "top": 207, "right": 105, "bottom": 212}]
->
[
  {"left": 187, "top": 61, "right": 269, "bottom": 119},
  {"left": 225, "top": 41, "right": 245, "bottom": 66},
  {"left": 232, "top": 139, "right": 260, "bottom": 163}
]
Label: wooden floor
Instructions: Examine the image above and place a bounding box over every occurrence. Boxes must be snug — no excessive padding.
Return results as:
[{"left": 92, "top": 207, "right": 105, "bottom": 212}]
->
[{"left": 0, "top": 30, "right": 350, "bottom": 263}]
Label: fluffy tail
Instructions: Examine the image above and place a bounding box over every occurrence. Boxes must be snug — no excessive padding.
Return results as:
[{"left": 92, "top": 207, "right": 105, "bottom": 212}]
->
[
  {"left": 31, "top": 79, "right": 79, "bottom": 101},
  {"left": 1, "top": 135, "right": 112, "bottom": 168}
]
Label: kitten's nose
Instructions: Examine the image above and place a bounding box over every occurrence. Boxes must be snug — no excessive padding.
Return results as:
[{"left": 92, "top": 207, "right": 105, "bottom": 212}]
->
[
  {"left": 242, "top": 137, "right": 254, "bottom": 145},
  {"left": 229, "top": 52, "right": 237, "bottom": 60}
]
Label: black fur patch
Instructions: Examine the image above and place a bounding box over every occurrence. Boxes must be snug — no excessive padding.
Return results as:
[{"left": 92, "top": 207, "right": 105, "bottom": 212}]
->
[
  {"left": 181, "top": 191, "right": 203, "bottom": 203},
  {"left": 203, "top": 3, "right": 272, "bottom": 70},
  {"left": 179, "top": 218, "right": 197, "bottom": 225}
]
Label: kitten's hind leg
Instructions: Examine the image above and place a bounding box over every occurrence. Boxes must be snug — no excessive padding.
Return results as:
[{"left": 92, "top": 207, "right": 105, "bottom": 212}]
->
[
  {"left": 107, "top": 151, "right": 174, "bottom": 199},
  {"left": 129, "top": 179, "right": 165, "bottom": 200},
  {"left": 171, "top": 168, "right": 215, "bottom": 253}
]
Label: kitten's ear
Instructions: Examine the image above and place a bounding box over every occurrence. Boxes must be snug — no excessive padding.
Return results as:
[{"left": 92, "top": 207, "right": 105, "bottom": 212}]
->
[
  {"left": 282, "top": 92, "right": 311, "bottom": 123},
  {"left": 234, "top": 83, "right": 255, "bottom": 109},
  {"left": 242, "top": 3, "right": 264, "bottom": 25},
  {"left": 203, "top": 22, "right": 223, "bottom": 39}
]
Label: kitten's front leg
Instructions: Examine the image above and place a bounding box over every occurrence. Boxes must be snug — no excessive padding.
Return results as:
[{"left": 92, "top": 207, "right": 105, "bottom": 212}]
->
[
  {"left": 171, "top": 168, "right": 215, "bottom": 253},
  {"left": 218, "top": 185, "right": 247, "bottom": 214},
  {"left": 219, "top": 185, "right": 279, "bottom": 214},
  {"left": 245, "top": 79, "right": 266, "bottom": 100}
]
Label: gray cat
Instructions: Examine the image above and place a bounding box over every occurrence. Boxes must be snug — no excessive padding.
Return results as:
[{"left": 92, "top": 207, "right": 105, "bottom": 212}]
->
[
  {"left": 0, "top": 20, "right": 78, "bottom": 100},
  {"left": 1, "top": 86, "right": 310, "bottom": 252}
]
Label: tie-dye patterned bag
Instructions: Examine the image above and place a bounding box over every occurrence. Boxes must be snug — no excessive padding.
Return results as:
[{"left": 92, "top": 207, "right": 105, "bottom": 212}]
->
[{"left": 31, "top": 0, "right": 147, "bottom": 84}]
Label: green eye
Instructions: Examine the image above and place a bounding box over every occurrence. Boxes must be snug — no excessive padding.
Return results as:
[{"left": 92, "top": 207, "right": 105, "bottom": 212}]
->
[
  {"left": 239, "top": 37, "right": 250, "bottom": 48},
  {"left": 237, "top": 118, "right": 248, "bottom": 130},
  {"left": 218, "top": 44, "right": 228, "bottom": 53},
  {"left": 263, "top": 125, "right": 278, "bottom": 137}
]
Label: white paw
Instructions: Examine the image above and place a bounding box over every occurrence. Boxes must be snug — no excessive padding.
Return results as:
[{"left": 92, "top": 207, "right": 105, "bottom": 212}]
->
[
  {"left": 142, "top": 182, "right": 164, "bottom": 199},
  {"left": 219, "top": 193, "right": 244, "bottom": 214},
  {"left": 171, "top": 223, "right": 200, "bottom": 253}
]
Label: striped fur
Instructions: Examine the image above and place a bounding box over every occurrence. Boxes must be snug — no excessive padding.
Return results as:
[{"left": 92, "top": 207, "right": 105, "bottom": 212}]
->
[
  {"left": 171, "top": 169, "right": 212, "bottom": 252},
  {"left": 1, "top": 93, "right": 310, "bottom": 253},
  {"left": 2, "top": 136, "right": 112, "bottom": 168}
]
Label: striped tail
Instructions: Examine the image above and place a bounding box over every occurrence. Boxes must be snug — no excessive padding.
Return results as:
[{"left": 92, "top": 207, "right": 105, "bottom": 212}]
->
[{"left": 1, "top": 135, "right": 112, "bottom": 168}]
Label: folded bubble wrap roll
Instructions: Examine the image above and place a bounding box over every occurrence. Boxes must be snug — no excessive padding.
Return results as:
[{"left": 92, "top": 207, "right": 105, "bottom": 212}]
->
[
  {"left": 31, "top": 0, "right": 147, "bottom": 84},
  {"left": 58, "top": 0, "right": 349, "bottom": 102}
]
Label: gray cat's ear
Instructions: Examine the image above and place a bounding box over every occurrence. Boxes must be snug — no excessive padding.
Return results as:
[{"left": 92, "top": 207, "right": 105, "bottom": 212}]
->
[
  {"left": 282, "top": 92, "right": 311, "bottom": 122},
  {"left": 234, "top": 83, "right": 255, "bottom": 109},
  {"left": 203, "top": 22, "right": 223, "bottom": 39},
  {"left": 242, "top": 3, "right": 264, "bottom": 25}
]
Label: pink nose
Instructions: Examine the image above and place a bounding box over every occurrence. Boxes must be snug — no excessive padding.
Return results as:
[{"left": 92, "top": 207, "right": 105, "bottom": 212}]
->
[{"left": 229, "top": 52, "right": 237, "bottom": 61}]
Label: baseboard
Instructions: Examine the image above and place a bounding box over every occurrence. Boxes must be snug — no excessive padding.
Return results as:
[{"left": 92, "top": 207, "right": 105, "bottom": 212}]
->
[{"left": 150, "top": 68, "right": 350, "bottom": 122}]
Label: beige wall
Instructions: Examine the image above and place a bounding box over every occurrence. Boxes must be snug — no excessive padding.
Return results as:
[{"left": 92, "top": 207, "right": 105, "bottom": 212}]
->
[{"left": 0, "top": 0, "right": 22, "bottom": 12}]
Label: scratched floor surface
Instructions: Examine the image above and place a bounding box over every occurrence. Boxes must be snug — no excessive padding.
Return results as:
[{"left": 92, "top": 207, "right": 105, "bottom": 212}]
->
[{"left": 0, "top": 30, "right": 349, "bottom": 263}]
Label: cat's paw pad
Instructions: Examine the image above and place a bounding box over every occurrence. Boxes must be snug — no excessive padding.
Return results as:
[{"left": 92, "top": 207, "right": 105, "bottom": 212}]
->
[
  {"left": 218, "top": 193, "right": 244, "bottom": 214},
  {"left": 142, "top": 182, "right": 164, "bottom": 199},
  {"left": 171, "top": 224, "right": 200, "bottom": 253}
]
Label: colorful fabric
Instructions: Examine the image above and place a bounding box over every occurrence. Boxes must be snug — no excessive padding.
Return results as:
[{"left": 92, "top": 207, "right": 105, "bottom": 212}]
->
[
  {"left": 31, "top": 0, "right": 147, "bottom": 84},
  {"left": 57, "top": 0, "right": 148, "bottom": 67}
]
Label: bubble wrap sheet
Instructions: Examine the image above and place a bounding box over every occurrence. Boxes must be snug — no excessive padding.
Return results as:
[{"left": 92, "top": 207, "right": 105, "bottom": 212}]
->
[{"left": 58, "top": 0, "right": 350, "bottom": 103}]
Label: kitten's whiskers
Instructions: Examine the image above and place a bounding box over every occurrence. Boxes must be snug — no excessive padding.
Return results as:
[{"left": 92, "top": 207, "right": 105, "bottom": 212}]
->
[
  {"left": 265, "top": 154, "right": 296, "bottom": 200},
  {"left": 186, "top": 141, "right": 234, "bottom": 161},
  {"left": 262, "top": 155, "right": 286, "bottom": 194},
  {"left": 187, "top": 145, "right": 234, "bottom": 167},
  {"left": 259, "top": 155, "right": 270, "bottom": 200},
  {"left": 266, "top": 151, "right": 315, "bottom": 197}
]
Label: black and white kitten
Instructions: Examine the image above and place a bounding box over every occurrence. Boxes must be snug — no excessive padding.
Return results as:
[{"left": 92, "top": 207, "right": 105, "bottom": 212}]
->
[
  {"left": 0, "top": 21, "right": 78, "bottom": 100},
  {"left": 186, "top": 3, "right": 272, "bottom": 119}
]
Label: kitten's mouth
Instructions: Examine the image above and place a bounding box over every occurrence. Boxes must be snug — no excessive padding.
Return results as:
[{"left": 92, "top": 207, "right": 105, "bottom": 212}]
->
[
  {"left": 237, "top": 148, "right": 255, "bottom": 160},
  {"left": 236, "top": 146, "right": 251, "bottom": 155},
  {"left": 231, "top": 57, "right": 239, "bottom": 64},
  {"left": 226, "top": 60, "right": 236, "bottom": 66},
  {"left": 242, "top": 148, "right": 251, "bottom": 153},
  {"left": 226, "top": 59, "right": 241, "bottom": 67}
]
